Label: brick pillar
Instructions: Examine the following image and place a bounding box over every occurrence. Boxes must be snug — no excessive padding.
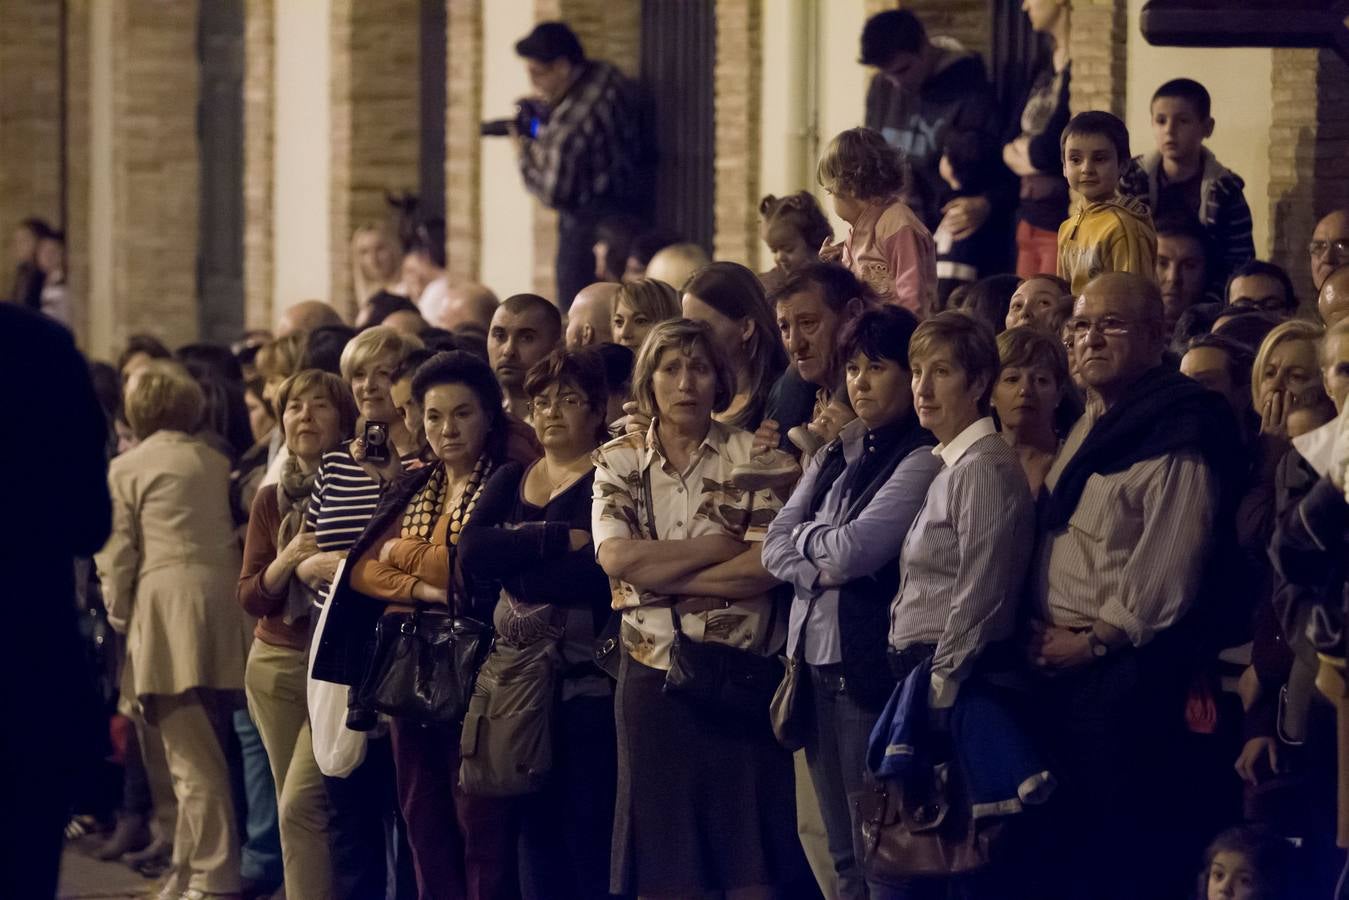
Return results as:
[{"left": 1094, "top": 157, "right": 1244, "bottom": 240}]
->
[
  {"left": 65, "top": 0, "right": 92, "bottom": 345},
  {"left": 1267, "top": 48, "right": 1349, "bottom": 307},
  {"left": 445, "top": 0, "right": 483, "bottom": 284},
  {"left": 713, "top": 0, "right": 763, "bottom": 267},
  {"left": 243, "top": 0, "right": 275, "bottom": 331},
  {"left": 102, "top": 0, "right": 202, "bottom": 350},
  {"left": 0, "top": 0, "right": 63, "bottom": 243},
  {"left": 330, "top": 0, "right": 420, "bottom": 320},
  {"left": 529, "top": 0, "right": 641, "bottom": 300},
  {"left": 1068, "top": 0, "right": 1126, "bottom": 116}
]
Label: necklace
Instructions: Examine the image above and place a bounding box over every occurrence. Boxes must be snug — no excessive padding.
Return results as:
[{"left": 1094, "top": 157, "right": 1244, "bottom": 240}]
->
[{"left": 540, "top": 456, "right": 590, "bottom": 500}]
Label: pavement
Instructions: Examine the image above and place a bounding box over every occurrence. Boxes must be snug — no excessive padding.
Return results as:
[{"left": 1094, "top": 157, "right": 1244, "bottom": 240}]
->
[{"left": 58, "top": 834, "right": 160, "bottom": 899}]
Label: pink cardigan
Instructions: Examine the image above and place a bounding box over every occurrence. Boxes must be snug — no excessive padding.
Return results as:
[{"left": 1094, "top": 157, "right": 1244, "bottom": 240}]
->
[{"left": 841, "top": 200, "right": 936, "bottom": 318}]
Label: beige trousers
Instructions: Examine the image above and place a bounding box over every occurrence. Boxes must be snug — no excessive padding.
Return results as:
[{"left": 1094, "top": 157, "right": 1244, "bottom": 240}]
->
[
  {"left": 152, "top": 690, "right": 241, "bottom": 893},
  {"left": 246, "top": 638, "right": 334, "bottom": 899}
]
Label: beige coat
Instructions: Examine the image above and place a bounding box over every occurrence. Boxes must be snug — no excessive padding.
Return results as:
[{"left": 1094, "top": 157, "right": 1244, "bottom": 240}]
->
[{"left": 95, "top": 430, "right": 252, "bottom": 699}]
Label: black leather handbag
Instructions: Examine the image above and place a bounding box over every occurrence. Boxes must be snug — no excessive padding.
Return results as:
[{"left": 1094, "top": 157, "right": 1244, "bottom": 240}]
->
[
  {"left": 663, "top": 605, "right": 784, "bottom": 721},
  {"left": 353, "top": 603, "right": 493, "bottom": 724}
]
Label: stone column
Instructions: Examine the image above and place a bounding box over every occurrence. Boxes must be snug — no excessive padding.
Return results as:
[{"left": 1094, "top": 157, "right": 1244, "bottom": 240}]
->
[
  {"left": 243, "top": 0, "right": 275, "bottom": 331},
  {"left": 83, "top": 0, "right": 202, "bottom": 354},
  {"left": 445, "top": 0, "right": 483, "bottom": 284},
  {"left": 330, "top": 0, "right": 420, "bottom": 320},
  {"left": 1267, "top": 48, "right": 1349, "bottom": 306},
  {"left": 713, "top": 0, "right": 764, "bottom": 267}
]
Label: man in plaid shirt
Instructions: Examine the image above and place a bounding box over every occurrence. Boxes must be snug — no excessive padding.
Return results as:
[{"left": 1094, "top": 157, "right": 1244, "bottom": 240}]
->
[{"left": 513, "top": 22, "right": 645, "bottom": 310}]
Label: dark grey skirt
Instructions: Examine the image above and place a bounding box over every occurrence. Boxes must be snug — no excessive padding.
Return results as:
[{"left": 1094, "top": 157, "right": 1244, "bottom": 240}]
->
[{"left": 610, "top": 652, "right": 798, "bottom": 895}]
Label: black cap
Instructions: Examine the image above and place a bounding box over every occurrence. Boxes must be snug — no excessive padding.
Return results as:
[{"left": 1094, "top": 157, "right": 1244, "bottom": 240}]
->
[
  {"left": 858, "top": 10, "right": 925, "bottom": 67},
  {"left": 515, "top": 21, "right": 585, "bottom": 65}
]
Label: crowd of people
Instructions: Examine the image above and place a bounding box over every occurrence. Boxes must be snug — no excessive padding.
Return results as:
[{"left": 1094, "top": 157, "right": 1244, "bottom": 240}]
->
[{"left": 9, "top": 6, "right": 1349, "bottom": 900}]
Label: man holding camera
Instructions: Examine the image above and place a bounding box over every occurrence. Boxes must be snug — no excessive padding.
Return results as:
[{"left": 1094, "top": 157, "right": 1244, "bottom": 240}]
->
[{"left": 505, "top": 22, "right": 644, "bottom": 310}]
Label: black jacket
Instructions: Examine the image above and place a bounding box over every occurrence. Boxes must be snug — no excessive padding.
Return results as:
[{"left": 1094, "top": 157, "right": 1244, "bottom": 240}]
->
[{"left": 310, "top": 462, "right": 521, "bottom": 686}]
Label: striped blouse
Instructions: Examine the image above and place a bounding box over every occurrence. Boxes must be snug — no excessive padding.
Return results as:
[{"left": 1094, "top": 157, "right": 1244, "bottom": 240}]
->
[
  {"left": 889, "top": 419, "right": 1036, "bottom": 708},
  {"left": 304, "top": 443, "right": 418, "bottom": 552}
]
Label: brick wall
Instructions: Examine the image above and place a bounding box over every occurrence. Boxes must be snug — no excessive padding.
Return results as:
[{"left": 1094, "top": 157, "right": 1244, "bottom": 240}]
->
[
  {"left": 110, "top": 0, "right": 202, "bottom": 348},
  {"left": 1267, "top": 48, "right": 1349, "bottom": 308},
  {"left": 713, "top": 0, "right": 763, "bottom": 267},
  {"left": 330, "top": 0, "right": 421, "bottom": 320},
  {"left": 0, "top": 0, "right": 63, "bottom": 244},
  {"left": 445, "top": 0, "right": 483, "bottom": 284},
  {"left": 1068, "top": 0, "right": 1127, "bottom": 116},
  {"left": 243, "top": 0, "right": 275, "bottom": 331}
]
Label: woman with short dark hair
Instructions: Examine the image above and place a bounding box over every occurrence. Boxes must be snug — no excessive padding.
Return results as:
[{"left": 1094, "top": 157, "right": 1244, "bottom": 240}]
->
[
  {"left": 763, "top": 305, "right": 941, "bottom": 899},
  {"left": 458, "top": 348, "right": 617, "bottom": 899}
]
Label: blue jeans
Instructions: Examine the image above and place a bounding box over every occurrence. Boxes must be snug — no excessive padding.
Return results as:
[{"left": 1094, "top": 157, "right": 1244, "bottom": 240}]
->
[
  {"left": 232, "top": 708, "right": 282, "bottom": 884},
  {"left": 804, "top": 663, "right": 880, "bottom": 900}
]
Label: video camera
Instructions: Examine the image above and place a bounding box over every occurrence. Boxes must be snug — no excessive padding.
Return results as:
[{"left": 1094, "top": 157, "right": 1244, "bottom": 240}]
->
[{"left": 481, "top": 98, "right": 550, "bottom": 138}]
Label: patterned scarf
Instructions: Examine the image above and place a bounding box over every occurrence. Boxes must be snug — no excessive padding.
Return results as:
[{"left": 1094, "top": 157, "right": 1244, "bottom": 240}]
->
[
  {"left": 276, "top": 454, "right": 319, "bottom": 624},
  {"left": 401, "top": 456, "right": 494, "bottom": 608}
]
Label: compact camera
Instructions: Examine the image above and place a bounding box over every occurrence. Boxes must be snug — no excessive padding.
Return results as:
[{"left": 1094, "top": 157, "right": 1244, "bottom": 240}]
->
[
  {"left": 363, "top": 421, "right": 389, "bottom": 464},
  {"left": 481, "top": 98, "right": 549, "bottom": 138}
]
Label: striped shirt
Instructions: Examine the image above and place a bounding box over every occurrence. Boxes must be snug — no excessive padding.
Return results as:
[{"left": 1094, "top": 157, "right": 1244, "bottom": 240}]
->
[
  {"left": 304, "top": 444, "right": 417, "bottom": 552},
  {"left": 889, "top": 419, "right": 1036, "bottom": 708},
  {"left": 1033, "top": 409, "right": 1217, "bottom": 646}
]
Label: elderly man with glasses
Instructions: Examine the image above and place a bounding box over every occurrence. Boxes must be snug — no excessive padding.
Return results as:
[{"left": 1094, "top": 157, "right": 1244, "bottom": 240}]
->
[
  {"left": 1025, "top": 272, "right": 1248, "bottom": 900},
  {"left": 1310, "top": 209, "right": 1349, "bottom": 293}
]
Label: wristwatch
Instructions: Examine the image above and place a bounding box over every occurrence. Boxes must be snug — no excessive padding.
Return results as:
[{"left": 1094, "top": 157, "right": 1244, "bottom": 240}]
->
[{"left": 1085, "top": 631, "right": 1109, "bottom": 659}]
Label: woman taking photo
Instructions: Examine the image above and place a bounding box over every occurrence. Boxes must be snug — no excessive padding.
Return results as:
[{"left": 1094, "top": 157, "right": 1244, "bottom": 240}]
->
[
  {"left": 610, "top": 277, "right": 681, "bottom": 352},
  {"left": 340, "top": 351, "right": 539, "bottom": 899},
  {"left": 95, "top": 361, "right": 252, "bottom": 899},
  {"left": 680, "top": 261, "right": 789, "bottom": 431},
  {"left": 593, "top": 318, "right": 797, "bottom": 899},
  {"left": 237, "top": 370, "right": 357, "bottom": 900},
  {"left": 763, "top": 306, "right": 941, "bottom": 900},
  {"left": 457, "top": 348, "right": 617, "bottom": 900},
  {"left": 993, "top": 326, "right": 1073, "bottom": 495}
]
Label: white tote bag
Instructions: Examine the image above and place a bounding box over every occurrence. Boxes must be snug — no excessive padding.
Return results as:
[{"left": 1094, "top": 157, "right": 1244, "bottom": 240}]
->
[{"left": 307, "top": 559, "right": 369, "bottom": 777}]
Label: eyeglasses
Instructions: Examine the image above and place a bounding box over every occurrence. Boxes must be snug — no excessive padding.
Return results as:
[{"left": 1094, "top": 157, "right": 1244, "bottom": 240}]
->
[
  {"left": 1066, "top": 316, "right": 1135, "bottom": 339},
  {"left": 1309, "top": 239, "right": 1349, "bottom": 258},
  {"left": 527, "top": 393, "right": 585, "bottom": 415}
]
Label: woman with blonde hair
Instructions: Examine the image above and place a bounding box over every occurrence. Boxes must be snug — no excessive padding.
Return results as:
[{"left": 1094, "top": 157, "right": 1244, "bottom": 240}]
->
[
  {"left": 610, "top": 277, "right": 681, "bottom": 352},
  {"left": 1251, "top": 319, "right": 1334, "bottom": 440},
  {"left": 96, "top": 360, "right": 252, "bottom": 899}
]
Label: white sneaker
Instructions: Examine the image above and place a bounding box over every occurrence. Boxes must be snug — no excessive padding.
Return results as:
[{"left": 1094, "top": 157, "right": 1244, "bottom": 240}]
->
[
  {"left": 730, "top": 449, "right": 801, "bottom": 491},
  {"left": 787, "top": 426, "right": 825, "bottom": 458}
]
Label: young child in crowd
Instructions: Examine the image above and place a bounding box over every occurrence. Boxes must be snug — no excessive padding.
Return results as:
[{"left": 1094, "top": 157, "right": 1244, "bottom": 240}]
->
[
  {"left": 817, "top": 127, "right": 936, "bottom": 317},
  {"left": 1197, "top": 825, "right": 1294, "bottom": 900},
  {"left": 1057, "top": 110, "right": 1157, "bottom": 294},
  {"left": 935, "top": 129, "right": 1010, "bottom": 307},
  {"left": 758, "top": 191, "right": 833, "bottom": 293},
  {"left": 1123, "top": 78, "right": 1255, "bottom": 291}
]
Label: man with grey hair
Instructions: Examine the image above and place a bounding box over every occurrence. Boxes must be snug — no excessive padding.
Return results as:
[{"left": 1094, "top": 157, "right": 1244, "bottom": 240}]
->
[
  {"left": 276, "top": 299, "right": 344, "bottom": 337},
  {"left": 566, "top": 281, "right": 618, "bottom": 348},
  {"left": 1027, "top": 271, "right": 1245, "bottom": 899}
]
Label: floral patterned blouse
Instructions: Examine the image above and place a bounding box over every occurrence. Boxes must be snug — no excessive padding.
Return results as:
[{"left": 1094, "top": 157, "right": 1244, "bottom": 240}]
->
[{"left": 591, "top": 419, "right": 784, "bottom": 671}]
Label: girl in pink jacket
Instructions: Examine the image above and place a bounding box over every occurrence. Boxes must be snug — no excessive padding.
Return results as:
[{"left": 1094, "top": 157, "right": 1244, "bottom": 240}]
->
[{"left": 818, "top": 127, "right": 936, "bottom": 318}]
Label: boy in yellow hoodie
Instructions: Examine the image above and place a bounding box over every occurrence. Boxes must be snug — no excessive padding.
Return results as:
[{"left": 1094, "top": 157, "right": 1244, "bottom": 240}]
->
[{"left": 1057, "top": 111, "right": 1156, "bottom": 294}]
